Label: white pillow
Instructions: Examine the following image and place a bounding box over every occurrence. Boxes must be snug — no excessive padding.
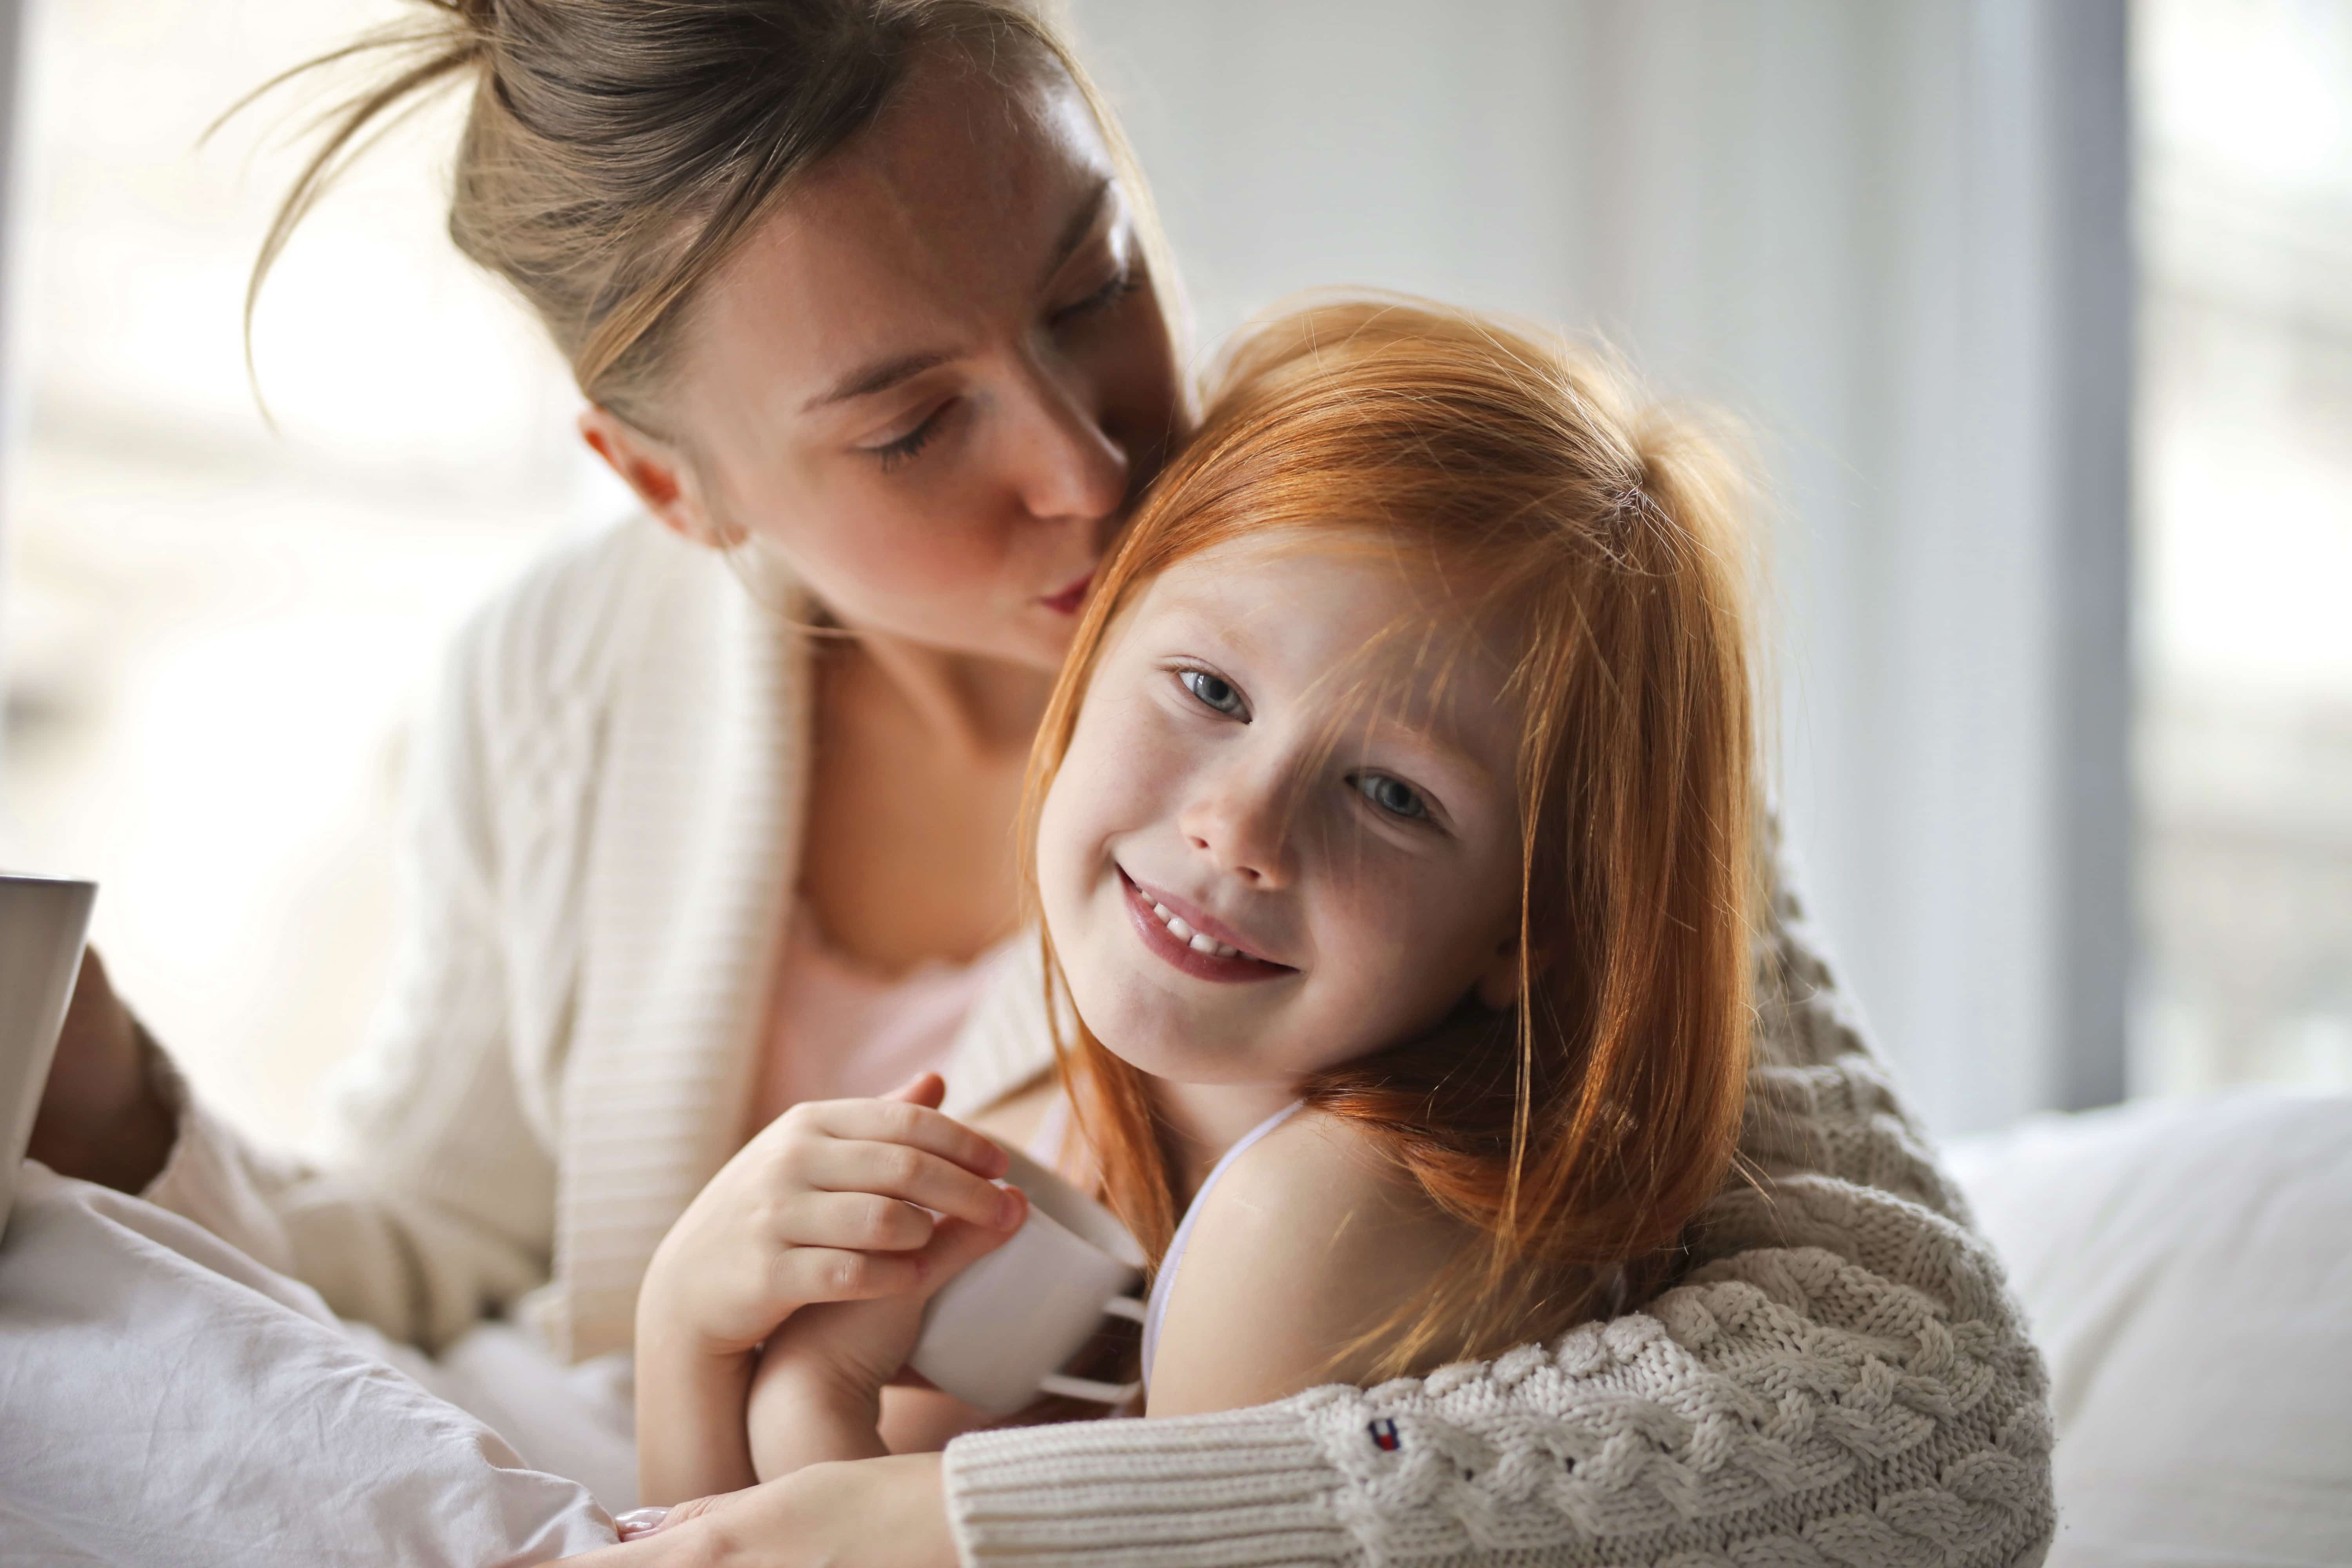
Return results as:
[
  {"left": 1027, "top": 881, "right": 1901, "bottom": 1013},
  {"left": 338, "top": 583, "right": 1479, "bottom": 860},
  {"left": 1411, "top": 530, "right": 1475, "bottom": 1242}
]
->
[
  {"left": 0, "top": 1164, "right": 617, "bottom": 1567},
  {"left": 1946, "top": 1093, "right": 2352, "bottom": 1567}
]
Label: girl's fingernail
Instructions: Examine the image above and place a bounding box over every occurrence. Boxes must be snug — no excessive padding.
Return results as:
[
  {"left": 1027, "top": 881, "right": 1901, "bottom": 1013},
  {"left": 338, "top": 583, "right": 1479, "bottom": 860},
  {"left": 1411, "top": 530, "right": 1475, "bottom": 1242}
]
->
[{"left": 998, "top": 1187, "right": 1026, "bottom": 1228}]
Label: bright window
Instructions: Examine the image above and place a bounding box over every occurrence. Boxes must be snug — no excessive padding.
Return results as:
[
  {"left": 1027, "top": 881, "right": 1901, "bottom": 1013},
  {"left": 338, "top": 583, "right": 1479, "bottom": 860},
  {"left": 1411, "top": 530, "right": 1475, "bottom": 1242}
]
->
[
  {"left": 0, "top": 0, "right": 621, "bottom": 1143},
  {"left": 2135, "top": 0, "right": 2352, "bottom": 1093}
]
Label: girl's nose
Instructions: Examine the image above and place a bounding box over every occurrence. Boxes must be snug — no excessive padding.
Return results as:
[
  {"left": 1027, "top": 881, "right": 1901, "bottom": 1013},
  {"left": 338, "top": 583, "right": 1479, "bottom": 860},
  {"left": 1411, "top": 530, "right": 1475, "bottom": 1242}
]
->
[
  {"left": 1178, "top": 770, "right": 1293, "bottom": 889},
  {"left": 1009, "top": 358, "right": 1131, "bottom": 525}
]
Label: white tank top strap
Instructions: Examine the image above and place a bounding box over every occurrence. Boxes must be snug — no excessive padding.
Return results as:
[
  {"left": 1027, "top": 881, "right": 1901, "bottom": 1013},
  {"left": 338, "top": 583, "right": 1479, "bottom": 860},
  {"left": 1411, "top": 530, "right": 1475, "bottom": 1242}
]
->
[
  {"left": 1025, "top": 1092, "right": 1072, "bottom": 1168},
  {"left": 1140, "top": 1100, "right": 1305, "bottom": 1389}
]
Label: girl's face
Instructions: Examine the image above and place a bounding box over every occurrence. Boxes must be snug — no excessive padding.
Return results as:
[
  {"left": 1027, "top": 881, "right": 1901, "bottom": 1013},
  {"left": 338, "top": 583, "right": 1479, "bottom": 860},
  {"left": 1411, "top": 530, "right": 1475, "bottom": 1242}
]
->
[
  {"left": 598, "top": 48, "right": 1183, "bottom": 673},
  {"left": 1036, "top": 535, "right": 1528, "bottom": 1091}
]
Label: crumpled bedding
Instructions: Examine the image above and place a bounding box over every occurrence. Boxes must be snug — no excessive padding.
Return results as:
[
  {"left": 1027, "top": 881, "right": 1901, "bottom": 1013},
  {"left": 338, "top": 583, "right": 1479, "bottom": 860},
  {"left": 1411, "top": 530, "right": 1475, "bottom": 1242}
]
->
[{"left": 0, "top": 1165, "right": 617, "bottom": 1567}]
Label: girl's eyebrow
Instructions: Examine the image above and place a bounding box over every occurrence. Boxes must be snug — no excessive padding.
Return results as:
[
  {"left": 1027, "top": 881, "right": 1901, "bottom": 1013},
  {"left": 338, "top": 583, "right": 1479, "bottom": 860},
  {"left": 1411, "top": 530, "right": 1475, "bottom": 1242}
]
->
[{"left": 799, "top": 180, "right": 1114, "bottom": 414}]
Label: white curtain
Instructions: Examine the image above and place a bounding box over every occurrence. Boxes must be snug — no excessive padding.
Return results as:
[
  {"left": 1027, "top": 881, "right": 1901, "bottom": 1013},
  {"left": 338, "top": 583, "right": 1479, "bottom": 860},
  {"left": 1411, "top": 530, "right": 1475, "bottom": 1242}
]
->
[{"left": 1073, "top": 0, "right": 2134, "bottom": 1135}]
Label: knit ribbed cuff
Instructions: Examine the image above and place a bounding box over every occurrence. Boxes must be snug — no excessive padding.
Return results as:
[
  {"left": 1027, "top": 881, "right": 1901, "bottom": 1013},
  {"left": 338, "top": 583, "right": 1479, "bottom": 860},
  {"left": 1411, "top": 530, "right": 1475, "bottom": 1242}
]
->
[{"left": 942, "top": 1405, "right": 1354, "bottom": 1566}]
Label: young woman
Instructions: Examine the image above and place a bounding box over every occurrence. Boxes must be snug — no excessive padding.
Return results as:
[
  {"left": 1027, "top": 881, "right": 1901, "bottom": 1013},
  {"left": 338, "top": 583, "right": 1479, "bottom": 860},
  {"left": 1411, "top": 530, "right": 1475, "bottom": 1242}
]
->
[{"left": 29, "top": 4, "right": 2051, "bottom": 1564}]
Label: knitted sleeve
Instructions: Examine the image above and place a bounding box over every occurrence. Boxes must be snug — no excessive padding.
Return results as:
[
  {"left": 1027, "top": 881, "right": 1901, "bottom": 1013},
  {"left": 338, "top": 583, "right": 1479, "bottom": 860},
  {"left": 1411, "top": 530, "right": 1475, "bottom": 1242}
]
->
[{"left": 939, "top": 874, "right": 2056, "bottom": 1566}]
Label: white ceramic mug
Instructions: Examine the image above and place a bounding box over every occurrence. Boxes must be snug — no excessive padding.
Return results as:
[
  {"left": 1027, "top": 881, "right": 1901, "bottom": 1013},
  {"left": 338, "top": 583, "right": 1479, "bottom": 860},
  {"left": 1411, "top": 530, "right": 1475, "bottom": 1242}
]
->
[
  {"left": 908, "top": 1142, "right": 1147, "bottom": 1417},
  {"left": 0, "top": 872, "right": 98, "bottom": 1237}
]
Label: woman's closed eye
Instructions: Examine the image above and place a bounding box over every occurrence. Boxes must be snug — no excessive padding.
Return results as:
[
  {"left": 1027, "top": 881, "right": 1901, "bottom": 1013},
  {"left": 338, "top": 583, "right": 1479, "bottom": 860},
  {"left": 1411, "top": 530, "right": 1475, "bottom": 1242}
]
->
[
  {"left": 1051, "top": 265, "right": 1142, "bottom": 330},
  {"left": 862, "top": 400, "right": 954, "bottom": 472},
  {"left": 1177, "top": 667, "right": 1249, "bottom": 719}
]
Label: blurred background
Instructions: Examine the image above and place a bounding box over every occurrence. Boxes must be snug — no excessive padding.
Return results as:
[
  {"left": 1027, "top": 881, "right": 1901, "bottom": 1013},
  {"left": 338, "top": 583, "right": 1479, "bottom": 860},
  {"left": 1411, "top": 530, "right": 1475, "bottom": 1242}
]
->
[{"left": 0, "top": 0, "right": 2342, "bottom": 1145}]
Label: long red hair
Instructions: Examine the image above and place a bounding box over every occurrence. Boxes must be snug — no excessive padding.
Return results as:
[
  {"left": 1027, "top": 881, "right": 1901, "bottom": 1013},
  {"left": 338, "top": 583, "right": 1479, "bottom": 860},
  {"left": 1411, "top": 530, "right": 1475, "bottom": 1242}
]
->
[{"left": 1022, "top": 297, "right": 1761, "bottom": 1375}]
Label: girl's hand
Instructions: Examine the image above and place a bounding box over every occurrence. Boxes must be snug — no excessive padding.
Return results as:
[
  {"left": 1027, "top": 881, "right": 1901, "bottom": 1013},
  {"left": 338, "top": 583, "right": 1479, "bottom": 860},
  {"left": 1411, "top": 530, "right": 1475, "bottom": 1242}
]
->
[
  {"left": 634, "top": 1073, "right": 1018, "bottom": 1503},
  {"left": 25, "top": 949, "right": 175, "bottom": 1194},
  {"left": 744, "top": 1212, "right": 1014, "bottom": 1479},
  {"left": 568, "top": 1454, "right": 958, "bottom": 1568},
  {"left": 641, "top": 1073, "right": 1021, "bottom": 1359}
]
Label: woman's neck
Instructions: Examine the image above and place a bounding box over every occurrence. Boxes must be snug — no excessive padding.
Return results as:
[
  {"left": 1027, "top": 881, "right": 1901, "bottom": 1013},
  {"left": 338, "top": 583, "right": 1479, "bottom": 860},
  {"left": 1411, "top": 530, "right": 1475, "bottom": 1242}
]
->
[
  {"left": 847, "top": 628, "right": 1054, "bottom": 763},
  {"left": 1151, "top": 1078, "right": 1304, "bottom": 1200}
]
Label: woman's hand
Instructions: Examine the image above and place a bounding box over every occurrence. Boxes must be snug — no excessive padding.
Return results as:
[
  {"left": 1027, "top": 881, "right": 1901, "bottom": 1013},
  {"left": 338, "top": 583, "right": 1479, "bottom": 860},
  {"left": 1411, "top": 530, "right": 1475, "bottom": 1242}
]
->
[
  {"left": 573, "top": 1454, "right": 959, "bottom": 1568},
  {"left": 640, "top": 1074, "right": 1020, "bottom": 1359},
  {"left": 25, "top": 948, "right": 175, "bottom": 1193}
]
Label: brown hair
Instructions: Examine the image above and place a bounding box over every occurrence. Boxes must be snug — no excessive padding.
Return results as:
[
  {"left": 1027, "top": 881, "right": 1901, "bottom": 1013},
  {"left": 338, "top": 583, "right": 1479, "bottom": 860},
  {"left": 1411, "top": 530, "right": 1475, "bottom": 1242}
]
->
[
  {"left": 239, "top": 0, "right": 1175, "bottom": 429},
  {"left": 1022, "top": 297, "right": 1762, "bottom": 1378}
]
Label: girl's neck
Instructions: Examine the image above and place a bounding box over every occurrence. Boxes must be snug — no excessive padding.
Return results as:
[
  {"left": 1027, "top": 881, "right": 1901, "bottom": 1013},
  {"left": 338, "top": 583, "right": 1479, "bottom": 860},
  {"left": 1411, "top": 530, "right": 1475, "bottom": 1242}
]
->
[{"left": 1151, "top": 1078, "right": 1304, "bottom": 1200}]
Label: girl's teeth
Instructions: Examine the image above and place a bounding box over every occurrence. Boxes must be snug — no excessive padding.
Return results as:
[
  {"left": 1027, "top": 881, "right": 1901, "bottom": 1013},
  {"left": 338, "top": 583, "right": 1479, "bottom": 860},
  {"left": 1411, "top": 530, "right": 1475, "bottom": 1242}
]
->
[{"left": 1138, "top": 885, "right": 1248, "bottom": 960}]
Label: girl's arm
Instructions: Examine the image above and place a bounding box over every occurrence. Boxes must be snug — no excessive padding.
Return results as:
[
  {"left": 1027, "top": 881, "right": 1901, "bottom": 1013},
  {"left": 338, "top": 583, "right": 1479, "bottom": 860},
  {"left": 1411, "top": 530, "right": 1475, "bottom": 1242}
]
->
[{"left": 1144, "top": 1112, "right": 1477, "bottom": 1418}]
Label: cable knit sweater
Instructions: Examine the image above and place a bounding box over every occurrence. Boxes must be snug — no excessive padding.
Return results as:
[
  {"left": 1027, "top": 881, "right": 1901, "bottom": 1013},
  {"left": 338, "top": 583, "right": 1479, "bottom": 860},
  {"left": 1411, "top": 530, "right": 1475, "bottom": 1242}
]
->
[
  {"left": 140, "top": 519, "right": 2053, "bottom": 1566},
  {"left": 942, "top": 893, "right": 2055, "bottom": 1564}
]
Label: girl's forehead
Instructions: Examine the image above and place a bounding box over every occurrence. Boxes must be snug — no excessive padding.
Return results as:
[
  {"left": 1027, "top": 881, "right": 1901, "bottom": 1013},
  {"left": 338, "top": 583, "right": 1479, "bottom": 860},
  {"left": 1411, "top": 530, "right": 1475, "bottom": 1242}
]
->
[{"left": 1128, "top": 533, "right": 1526, "bottom": 759}]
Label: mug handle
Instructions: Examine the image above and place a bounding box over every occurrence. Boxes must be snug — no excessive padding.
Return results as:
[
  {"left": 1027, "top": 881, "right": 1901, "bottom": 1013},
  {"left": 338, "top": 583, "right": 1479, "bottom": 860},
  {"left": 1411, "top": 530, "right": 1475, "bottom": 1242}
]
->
[
  {"left": 1032, "top": 1295, "right": 1150, "bottom": 1405},
  {"left": 1036, "top": 1372, "right": 1141, "bottom": 1403}
]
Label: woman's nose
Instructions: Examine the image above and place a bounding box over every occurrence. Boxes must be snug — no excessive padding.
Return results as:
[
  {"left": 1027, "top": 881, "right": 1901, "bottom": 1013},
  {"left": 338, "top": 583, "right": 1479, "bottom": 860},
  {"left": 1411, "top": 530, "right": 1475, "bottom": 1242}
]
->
[
  {"left": 1178, "top": 769, "right": 1293, "bottom": 889},
  {"left": 1007, "top": 359, "right": 1130, "bottom": 524}
]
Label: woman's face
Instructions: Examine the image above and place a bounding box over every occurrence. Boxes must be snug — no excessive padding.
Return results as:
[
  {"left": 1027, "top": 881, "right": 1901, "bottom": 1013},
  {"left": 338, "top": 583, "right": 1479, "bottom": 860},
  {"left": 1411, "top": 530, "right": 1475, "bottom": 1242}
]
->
[{"left": 620, "top": 49, "right": 1183, "bottom": 673}]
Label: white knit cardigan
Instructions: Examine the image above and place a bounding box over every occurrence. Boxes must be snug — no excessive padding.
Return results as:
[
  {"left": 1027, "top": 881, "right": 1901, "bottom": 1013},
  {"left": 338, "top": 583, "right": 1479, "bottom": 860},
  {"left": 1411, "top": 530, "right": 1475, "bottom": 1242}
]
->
[{"left": 144, "top": 519, "right": 2055, "bottom": 1566}]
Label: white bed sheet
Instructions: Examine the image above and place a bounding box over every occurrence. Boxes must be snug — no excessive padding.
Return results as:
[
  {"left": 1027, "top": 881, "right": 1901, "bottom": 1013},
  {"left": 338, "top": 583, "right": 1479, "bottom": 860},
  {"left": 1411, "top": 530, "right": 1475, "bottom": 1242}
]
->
[{"left": 0, "top": 1165, "right": 619, "bottom": 1566}]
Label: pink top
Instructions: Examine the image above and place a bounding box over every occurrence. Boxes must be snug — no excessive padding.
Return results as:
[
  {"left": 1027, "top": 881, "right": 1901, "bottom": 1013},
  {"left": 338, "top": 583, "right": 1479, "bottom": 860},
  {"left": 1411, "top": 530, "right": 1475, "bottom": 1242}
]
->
[{"left": 747, "top": 902, "right": 1021, "bottom": 1132}]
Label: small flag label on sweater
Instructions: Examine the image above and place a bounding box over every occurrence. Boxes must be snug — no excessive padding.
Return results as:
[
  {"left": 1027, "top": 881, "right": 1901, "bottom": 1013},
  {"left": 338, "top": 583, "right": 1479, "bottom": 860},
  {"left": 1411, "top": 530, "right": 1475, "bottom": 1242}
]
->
[{"left": 1368, "top": 1418, "right": 1401, "bottom": 1452}]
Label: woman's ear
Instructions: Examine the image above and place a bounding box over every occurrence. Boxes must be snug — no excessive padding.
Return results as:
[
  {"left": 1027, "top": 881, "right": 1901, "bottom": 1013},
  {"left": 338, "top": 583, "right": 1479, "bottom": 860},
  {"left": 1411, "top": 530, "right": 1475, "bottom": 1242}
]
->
[{"left": 578, "top": 406, "right": 738, "bottom": 548}]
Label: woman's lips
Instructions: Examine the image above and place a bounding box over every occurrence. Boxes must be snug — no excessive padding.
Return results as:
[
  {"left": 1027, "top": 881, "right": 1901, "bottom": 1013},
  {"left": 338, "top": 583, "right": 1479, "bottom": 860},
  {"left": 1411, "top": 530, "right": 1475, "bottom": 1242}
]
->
[
  {"left": 1040, "top": 572, "right": 1092, "bottom": 616},
  {"left": 1119, "top": 869, "right": 1293, "bottom": 985}
]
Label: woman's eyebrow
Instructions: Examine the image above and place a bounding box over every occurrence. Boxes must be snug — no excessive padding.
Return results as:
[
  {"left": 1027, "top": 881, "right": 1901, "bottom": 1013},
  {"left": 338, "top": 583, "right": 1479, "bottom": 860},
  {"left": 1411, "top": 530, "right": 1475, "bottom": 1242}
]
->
[
  {"left": 798, "top": 180, "right": 1115, "bottom": 416},
  {"left": 802, "top": 348, "right": 954, "bottom": 412}
]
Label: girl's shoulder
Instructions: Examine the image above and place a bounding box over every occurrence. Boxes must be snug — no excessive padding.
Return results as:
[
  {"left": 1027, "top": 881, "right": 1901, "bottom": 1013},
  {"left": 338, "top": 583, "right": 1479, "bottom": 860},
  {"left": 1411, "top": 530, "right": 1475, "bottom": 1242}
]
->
[{"left": 1146, "top": 1109, "right": 1478, "bottom": 1417}]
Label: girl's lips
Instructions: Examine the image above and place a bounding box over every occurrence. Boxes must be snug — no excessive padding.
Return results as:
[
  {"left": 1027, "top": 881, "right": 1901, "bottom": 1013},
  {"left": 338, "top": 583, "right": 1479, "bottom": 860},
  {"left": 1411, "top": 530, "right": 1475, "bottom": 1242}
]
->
[
  {"left": 1040, "top": 572, "right": 1092, "bottom": 616},
  {"left": 1118, "top": 869, "right": 1293, "bottom": 985}
]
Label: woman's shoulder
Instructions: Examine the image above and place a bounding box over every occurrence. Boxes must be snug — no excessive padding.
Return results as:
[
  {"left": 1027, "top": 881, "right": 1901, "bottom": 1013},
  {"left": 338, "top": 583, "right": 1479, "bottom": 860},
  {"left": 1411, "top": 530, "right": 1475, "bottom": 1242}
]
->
[{"left": 446, "top": 516, "right": 724, "bottom": 717}]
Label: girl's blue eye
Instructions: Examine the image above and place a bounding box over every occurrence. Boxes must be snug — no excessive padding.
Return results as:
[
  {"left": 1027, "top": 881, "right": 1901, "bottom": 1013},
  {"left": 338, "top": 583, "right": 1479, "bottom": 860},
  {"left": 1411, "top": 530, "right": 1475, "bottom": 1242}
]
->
[
  {"left": 1180, "top": 669, "right": 1247, "bottom": 717},
  {"left": 1354, "top": 773, "right": 1430, "bottom": 821}
]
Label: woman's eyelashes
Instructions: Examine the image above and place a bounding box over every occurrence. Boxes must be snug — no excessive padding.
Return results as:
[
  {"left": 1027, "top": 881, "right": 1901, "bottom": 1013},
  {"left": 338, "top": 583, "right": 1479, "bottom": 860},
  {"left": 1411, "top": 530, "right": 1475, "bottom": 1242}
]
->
[
  {"left": 1051, "top": 264, "right": 1142, "bottom": 330},
  {"left": 864, "top": 401, "right": 952, "bottom": 472}
]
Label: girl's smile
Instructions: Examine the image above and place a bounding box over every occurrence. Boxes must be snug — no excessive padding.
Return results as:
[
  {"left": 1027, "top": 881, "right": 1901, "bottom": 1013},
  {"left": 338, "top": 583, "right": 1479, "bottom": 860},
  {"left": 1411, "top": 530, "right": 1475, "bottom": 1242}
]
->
[{"left": 1118, "top": 867, "right": 1294, "bottom": 980}]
